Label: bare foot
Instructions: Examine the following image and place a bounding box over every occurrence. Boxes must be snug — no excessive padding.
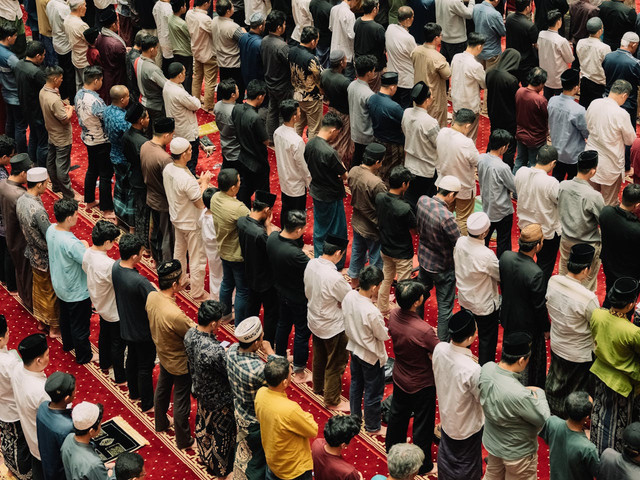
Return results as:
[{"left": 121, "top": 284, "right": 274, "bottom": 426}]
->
[
  {"left": 291, "top": 371, "right": 312, "bottom": 384},
  {"left": 424, "top": 463, "right": 438, "bottom": 477},
  {"left": 367, "top": 425, "right": 387, "bottom": 437},
  {"left": 143, "top": 406, "right": 154, "bottom": 414},
  {"left": 49, "top": 328, "right": 61, "bottom": 338},
  {"left": 103, "top": 211, "right": 117, "bottom": 221},
  {"left": 91, "top": 353, "right": 100, "bottom": 363},
  {"left": 179, "top": 437, "right": 195, "bottom": 450},
  {"left": 327, "top": 400, "right": 350, "bottom": 412}
]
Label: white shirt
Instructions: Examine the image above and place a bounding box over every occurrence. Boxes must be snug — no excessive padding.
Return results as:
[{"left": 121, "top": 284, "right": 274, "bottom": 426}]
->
[
  {"left": 385, "top": 24, "right": 417, "bottom": 89},
  {"left": 163, "top": 162, "right": 202, "bottom": 231},
  {"left": 342, "top": 290, "right": 389, "bottom": 366},
  {"left": 244, "top": 0, "right": 271, "bottom": 26},
  {"left": 576, "top": 37, "right": 610, "bottom": 86},
  {"left": 152, "top": 0, "right": 174, "bottom": 59},
  {"left": 11, "top": 367, "right": 49, "bottom": 459},
  {"left": 82, "top": 248, "right": 119, "bottom": 323},
  {"left": 329, "top": 1, "right": 355, "bottom": 62},
  {"left": 186, "top": 8, "right": 214, "bottom": 64},
  {"left": 0, "top": 0, "right": 22, "bottom": 21},
  {"left": 515, "top": 167, "right": 561, "bottom": 239},
  {"left": 303, "top": 257, "right": 352, "bottom": 339},
  {"left": 163, "top": 81, "right": 201, "bottom": 141},
  {"left": 273, "top": 124, "right": 311, "bottom": 197},
  {"left": 46, "top": 0, "right": 71, "bottom": 55},
  {"left": 432, "top": 342, "right": 484, "bottom": 440},
  {"left": 291, "top": 0, "right": 313, "bottom": 43},
  {"left": 451, "top": 51, "right": 486, "bottom": 113},
  {"left": 537, "top": 30, "right": 573, "bottom": 90},
  {"left": 436, "top": 127, "right": 479, "bottom": 199},
  {"left": 200, "top": 210, "right": 220, "bottom": 260},
  {"left": 587, "top": 97, "right": 637, "bottom": 186},
  {"left": 0, "top": 347, "right": 20, "bottom": 422},
  {"left": 402, "top": 107, "right": 440, "bottom": 178},
  {"left": 546, "top": 274, "right": 598, "bottom": 363},
  {"left": 454, "top": 236, "right": 500, "bottom": 316}
]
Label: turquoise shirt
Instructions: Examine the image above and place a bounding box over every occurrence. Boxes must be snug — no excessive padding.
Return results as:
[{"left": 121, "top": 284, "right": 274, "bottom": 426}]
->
[
  {"left": 60, "top": 433, "right": 111, "bottom": 480},
  {"left": 46, "top": 225, "right": 89, "bottom": 302}
]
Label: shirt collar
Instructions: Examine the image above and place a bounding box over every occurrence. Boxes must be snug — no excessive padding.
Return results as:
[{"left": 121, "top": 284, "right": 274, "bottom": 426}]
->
[
  {"left": 22, "top": 368, "right": 47, "bottom": 380},
  {"left": 43, "top": 85, "right": 60, "bottom": 94},
  {"left": 450, "top": 343, "right": 478, "bottom": 362},
  {"left": 317, "top": 257, "right": 338, "bottom": 270},
  {"left": 433, "top": 196, "right": 448, "bottom": 208}
]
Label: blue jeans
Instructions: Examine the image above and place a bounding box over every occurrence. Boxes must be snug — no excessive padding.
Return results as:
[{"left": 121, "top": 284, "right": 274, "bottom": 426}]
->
[
  {"left": 347, "top": 231, "right": 383, "bottom": 278},
  {"left": 6, "top": 104, "right": 27, "bottom": 153},
  {"left": 41, "top": 35, "right": 57, "bottom": 67},
  {"left": 312, "top": 198, "right": 347, "bottom": 270},
  {"left": 417, "top": 268, "right": 456, "bottom": 341},
  {"left": 220, "top": 259, "right": 249, "bottom": 326},
  {"left": 513, "top": 141, "right": 543, "bottom": 175},
  {"left": 350, "top": 354, "right": 385, "bottom": 432},
  {"left": 274, "top": 297, "right": 310, "bottom": 372}
]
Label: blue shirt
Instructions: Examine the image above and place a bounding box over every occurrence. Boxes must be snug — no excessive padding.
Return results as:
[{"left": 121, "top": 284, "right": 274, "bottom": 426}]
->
[
  {"left": 46, "top": 225, "right": 89, "bottom": 302},
  {"left": 473, "top": 1, "right": 506, "bottom": 60},
  {"left": 603, "top": 48, "right": 640, "bottom": 113},
  {"left": 548, "top": 94, "right": 589, "bottom": 165},
  {"left": 61, "top": 433, "right": 111, "bottom": 480},
  {"left": 103, "top": 105, "right": 130, "bottom": 165},
  {"left": 368, "top": 93, "right": 405, "bottom": 145},
  {"left": 477, "top": 152, "right": 517, "bottom": 222},
  {"left": 0, "top": 44, "right": 19, "bottom": 105},
  {"left": 36, "top": 402, "right": 74, "bottom": 480},
  {"left": 239, "top": 32, "right": 264, "bottom": 86}
]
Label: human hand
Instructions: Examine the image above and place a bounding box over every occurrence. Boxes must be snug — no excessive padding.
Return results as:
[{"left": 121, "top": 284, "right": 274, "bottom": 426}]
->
[{"left": 260, "top": 340, "right": 275, "bottom": 356}]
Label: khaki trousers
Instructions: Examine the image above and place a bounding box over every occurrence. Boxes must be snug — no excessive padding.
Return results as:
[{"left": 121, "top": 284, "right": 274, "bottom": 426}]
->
[
  {"left": 378, "top": 253, "right": 413, "bottom": 312},
  {"left": 483, "top": 452, "right": 538, "bottom": 480},
  {"left": 295, "top": 98, "right": 323, "bottom": 139},
  {"left": 174, "top": 226, "right": 207, "bottom": 298},
  {"left": 453, "top": 197, "right": 476, "bottom": 236},
  {"left": 312, "top": 331, "right": 349, "bottom": 406},
  {"left": 192, "top": 58, "right": 218, "bottom": 111},
  {"left": 589, "top": 177, "right": 622, "bottom": 206},
  {"left": 557, "top": 239, "right": 602, "bottom": 292}
]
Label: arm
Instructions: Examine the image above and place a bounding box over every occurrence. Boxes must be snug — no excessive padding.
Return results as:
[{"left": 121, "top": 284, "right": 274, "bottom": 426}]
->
[
  {"left": 288, "top": 407, "right": 319, "bottom": 439},
  {"left": 573, "top": 110, "right": 589, "bottom": 141},
  {"left": 531, "top": 270, "right": 550, "bottom": 332},
  {"left": 500, "top": 166, "right": 517, "bottom": 194},
  {"left": 152, "top": 69, "right": 168, "bottom": 89},
  {"left": 493, "top": 12, "right": 506, "bottom": 37},
  {"left": 443, "top": 215, "right": 461, "bottom": 248},
  {"left": 436, "top": 56, "right": 452, "bottom": 80},
  {"left": 621, "top": 113, "right": 637, "bottom": 146},
  {"left": 518, "top": 389, "right": 551, "bottom": 428},
  {"left": 346, "top": 12, "right": 355, "bottom": 40},
  {"left": 370, "top": 312, "right": 390, "bottom": 342},
  {"left": 560, "top": 39, "right": 573, "bottom": 64},
  {"left": 450, "top": 0, "right": 475, "bottom": 20},
  {"left": 34, "top": 208, "right": 52, "bottom": 237},
  {"left": 473, "top": 63, "right": 486, "bottom": 90},
  {"left": 179, "top": 90, "right": 202, "bottom": 111}
]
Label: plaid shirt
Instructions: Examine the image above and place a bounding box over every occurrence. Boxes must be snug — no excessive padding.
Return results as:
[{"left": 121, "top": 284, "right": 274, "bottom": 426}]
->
[{"left": 416, "top": 195, "right": 460, "bottom": 273}]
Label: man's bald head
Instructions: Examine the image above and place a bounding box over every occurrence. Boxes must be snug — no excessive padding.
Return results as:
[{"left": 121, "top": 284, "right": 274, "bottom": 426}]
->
[{"left": 110, "top": 85, "right": 130, "bottom": 107}]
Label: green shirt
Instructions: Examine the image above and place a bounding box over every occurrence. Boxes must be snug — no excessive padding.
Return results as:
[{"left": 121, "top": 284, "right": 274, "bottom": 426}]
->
[
  {"left": 168, "top": 14, "right": 192, "bottom": 57},
  {"left": 61, "top": 433, "right": 111, "bottom": 480},
  {"left": 210, "top": 191, "right": 250, "bottom": 262},
  {"left": 478, "top": 362, "right": 550, "bottom": 460},
  {"left": 539, "top": 416, "right": 600, "bottom": 480},
  {"left": 590, "top": 308, "right": 640, "bottom": 397}
]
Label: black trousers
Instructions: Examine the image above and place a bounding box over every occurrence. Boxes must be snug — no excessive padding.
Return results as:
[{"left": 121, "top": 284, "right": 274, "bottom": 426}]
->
[
  {"left": 440, "top": 41, "right": 467, "bottom": 64},
  {"left": 155, "top": 364, "right": 193, "bottom": 448},
  {"left": 247, "top": 286, "right": 279, "bottom": 344},
  {"left": 386, "top": 384, "right": 436, "bottom": 474},
  {"left": 125, "top": 340, "right": 156, "bottom": 411},
  {"left": 59, "top": 52, "right": 76, "bottom": 103},
  {"left": 552, "top": 161, "right": 577, "bottom": 182},
  {"left": 237, "top": 164, "right": 270, "bottom": 209},
  {"left": 0, "top": 235, "right": 16, "bottom": 291},
  {"left": 173, "top": 54, "right": 193, "bottom": 95},
  {"left": 149, "top": 208, "right": 174, "bottom": 264},
  {"left": 84, "top": 142, "right": 114, "bottom": 211},
  {"left": 281, "top": 191, "right": 307, "bottom": 224},
  {"left": 352, "top": 142, "right": 368, "bottom": 167},
  {"left": 579, "top": 77, "right": 605, "bottom": 109},
  {"left": 471, "top": 308, "right": 500, "bottom": 366},
  {"left": 404, "top": 174, "right": 436, "bottom": 210},
  {"left": 543, "top": 86, "right": 563, "bottom": 101},
  {"left": 392, "top": 87, "right": 412, "bottom": 109},
  {"left": 59, "top": 297, "right": 93, "bottom": 364},
  {"left": 485, "top": 213, "right": 513, "bottom": 259},
  {"left": 537, "top": 233, "right": 561, "bottom": 284},
  {"left": 98, "top": 317, "right": 126, "bottom": 383},
  {"left": 220, "top": 66, "right": 245, "bottom": 103}
]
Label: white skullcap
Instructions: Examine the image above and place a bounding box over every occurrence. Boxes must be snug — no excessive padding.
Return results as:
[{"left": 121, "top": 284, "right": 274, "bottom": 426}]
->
[
  {"left": 438, "top": 175, "right": 462, "bottom": 192},
  {"left": 622, "top": 32, "right": 640, "bottom": 44},
  {"left": 170, "top": 137, "right": 191, "bottom": 155},
  {"left": 72, "top": 401, "right": 100, "bottom": 430},
  {"left": 234, "top": 316, "right": 263, "bottom": 343},
  {"left": 467, "top": 211, "right": 490, "bottom": 236},
  {"left": 26, "top": 167, "right": 47, "bottom": 183}
]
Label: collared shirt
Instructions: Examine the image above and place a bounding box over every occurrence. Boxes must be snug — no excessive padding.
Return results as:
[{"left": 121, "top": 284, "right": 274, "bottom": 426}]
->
[
  {"left": 436, "top": 127, "right": 479, "bottom": 199},
  {"left": 320, "top": 70, "right": 350, "bottom": 113},
  {"left": 16, "top": 192, "right": 50, "bottom": 271},
  {"left": 266, "top": 233, "right": 310, "bottom": 304},
  {"left": 214, "top": 100, "right": 241, "bottom": 163},
  {"left": 569, "top": 0, "right": 599, "bottom": 44},
  {"left": 211, "top": 16, "right": 243, "bottom": 68},
  {"left": 328, "top": 1, "right": 355, "bottom": 61},
  {"left": 348, "top": 165, "right": 387, "bottom": 240},
  {"left": 587, "top": 97, "right": 637, "bottom": 186},
  {"left": 136, "top": 55, "right": 167, "bottom": 111},
  {"left": 186, "top": 8, "right": 215, "bottom": 64},
  {"left": 0, "top": 347, "right": 20, "bottom": 422},
  {"left": 82, "top": 248, "right": 119, "bottom": 323},
  {"left": 112, "top": 261, "right": 155, "bottom": 343},
  {"left": 11, "top": 367, "right": 49, "bottom": 459},
  {"left": 347, "top": 79, "right": 374, "bottom": 144},
  {"left": 600, "top": 205, "right": 640, "bottom": 279},
  {"left": 548, "top": 94, "right": 588, "bottom": 164},
  {"left": 515, "top": 167, "right": 561, "bottom": 239},
  {"left": 292, "top": 0, "right": 313, "bottom": 42},
  {"left": 305, "top": 136, "right": 346, "bottom": 202},
  {"left": 164, "top": 160, "right": 204, "bottom": 229},
  {"left": 479, "top": 362, "right": 551, "bottom": 460},
  {"left": 505, "top": 12, "right": 539, "bottom": 74},
  {"left": 46, "top": 225, "right": 89, "bottom": 303},
  {"left": 473, "top": 1, "right": 505, "bottom": 60},
  {"left": 515, "top": 87, "right": 548, "bottom": 147},
  {"left": 368, "top": 92, "right": 404, "bottom": 145},
  {"left": 140, "top": 140, "right": 171, "bottom": 211},
  {"left": 233, "top": 103, "right": 269, "bottom": 174},
  {"left": 40, "top": 85, "right": 72, "bottom": 147},
  {"left": 63, "top": 14, "right": 89, "bottom": 69},
  {"left": 152, "top": 0, "right": 174, "bottom": 59},
  {"left": 385, "top": 24, "right": 416, "bottom": 88},
  {"left": 546, "top": 274, "right": 598, "bottom": 363},
  {"left": 557, "top": 177, "right": 604, "bottom": 243},
  {"left": 477, "top": 152, "right": 516, "bottom": 222},
  {"left": 238, "top": 31, "right": 264, "bottom": 85},
  {"left": 451, "top": 51, "right": 486, "bottom": 113},
  {"left": 163, "top": 81, "right": 201, "bottom": 141},
  {"left": 402, "top": 107, "right": 440, "bottom": 178},
  {"left": 16, "top": 59, "right": 46, "bottom": 123},
  {"left": 245, "top": 0, "right": 271, "bottom": 25},
  {"left": 538, "top": 30, "right": 573, "bottom": 89},
  {"left": 210, "top": 191, "right": 250, "bottom": 262},
  {"left": 432, "top": 342, "right": 484, "bottom": 439},
  {"left": 61, "top": 434, "right": 110, "bottom": 480},
  {"left": 0, "top": 43, "right": 18, "bottom": 105},
  {"left": 261, "top": 33, "right": 291, "bottom": 93},
  {"left": 603, "top": 48, "right": 640, "bottom": 113},
  {"left": 376, "top": 192, "right": 416, "bottom": 259},
  {"left": 435, "top": 0, "right": 475, "bottom": 44},
  {"left": 354, "top": 18, "right": 386, "bottom": 71},
  {"left": 168, "top": 13, "right": 192, "bottom": 57},
  {"left": 598, "top": 448, "right": 640, "bottom": 480},
  {"left": 342, "top": 290, "right": 389, "bottom": 366},
  {"left": 274, "top": 124, "right": 310, "bottom": 197},
  {"left": 46, "top": 0, "right": 71, "bottom": 55},
  {"left": 576, "top": 37, "right": 610, "bottom": 85},
  {"left": 0, "top": 0, "right": 22, "bottom": 20},
  {"left": 289, "top": 44, "right": 322, "bottom": 102},
  {"left": 237, "top": 216, "right": 272, "bottom": 292},
  {"left": 122, "top": 126, "right": 148, "bottom": 191},
  {"left": 411, "top": 44, "right": 451, "bottom": 127},
  {"left": 36, "top": 403, "right": 74, "bottom": 480},
  {"left": 417, "top": 195, "right": 460, "bottom": 273},
  {"left": 103, "top": 105, "right": 130, "bottom": 165},
  {"left": 454, "top": 236, "right": 500, "bottom": 316}
]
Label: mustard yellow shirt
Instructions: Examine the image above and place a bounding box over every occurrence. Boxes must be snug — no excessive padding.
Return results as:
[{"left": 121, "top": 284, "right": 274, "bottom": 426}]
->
[{"left": 254, "top": 387, "right": 318, "bottom": 479}]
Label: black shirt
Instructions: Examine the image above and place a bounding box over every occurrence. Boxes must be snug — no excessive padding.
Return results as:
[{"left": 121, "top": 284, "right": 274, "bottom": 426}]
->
[
  {"left": 266, "top": 232, "right": 309, "bottom": 304},
  {"left": 486, "top": 67, "right": 520, "bottom": 132},
  {"left": 304, "top": 136, "right": 346, "bottom": 202},
  {"left": 533, "top": 0, "right": 568, "bottom": 34},
  {"left": 122, "top": 126, "right": 149, "bottom": 190},
  {"left": 320, "top": 69, "right": 351, "bottom": 114},
  {"left": 237, "top": 215, "right": 272, "bottom": 292},
  {"left": 599, "top": 0, "right": 637, "bottom": 51},
  {"left": 600, "top": 205, "right": 640, "bottom": 280},
  {"left": 232, "top": 103, "right": 269, "bottom": 173},
  {"left": 111, "top": 261, "right": 156, "bottom": 343},
  {"left": 375, "top": 192, "right": 416, "bottom": 259},
  {"left": 505, "top": 13, "right": 539, "bottom": 80},
  {"left": 14, "top": 59, "right": 46, "bottom": 122},
  {"left": 261, "top": 33, "right": 292, "bottom": 93},
  {"left": 310, "top": 0, "right": 333, "bottom": 49},
  {"left": 354, "top": 18, "right": 387, "bottom": 71}
]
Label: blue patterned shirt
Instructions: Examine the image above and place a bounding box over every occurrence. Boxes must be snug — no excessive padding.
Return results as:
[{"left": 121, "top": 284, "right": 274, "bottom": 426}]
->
[
  {"left": 74, "top": 88, "right": 108, "bottom": 146},
  {"left": 103, "top": 105, "right": 131, "bottom": 165}
]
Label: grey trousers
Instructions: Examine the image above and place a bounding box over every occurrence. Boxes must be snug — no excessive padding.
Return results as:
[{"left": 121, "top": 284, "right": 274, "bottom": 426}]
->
[{"left": 46, "top": 143, "right": 74, "bottom": 198}]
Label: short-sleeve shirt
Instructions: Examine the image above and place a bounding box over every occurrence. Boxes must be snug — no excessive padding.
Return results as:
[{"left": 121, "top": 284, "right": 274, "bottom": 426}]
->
[
  {"left": 311, "top": 438, "right": 360, "bottom": 480},
  {"left": 39, "top": 86, "right": 72, "bottom": 147},
  {"left": 140, "top": 140, "right": 172, "bottom": 212},
  {"left": 233, "top": 103, "right": 269, "bottom": 173},
  {"left": 375, "top": 192, "right": 416, "bottom": 259},
  {"left": 111, "top": 261, "right": 156, "bottom": 343},
  {"left": 163, "top": 162, "right": 202, "bottom": 231},
  {"left": 354, "top": 18, "right": 386, "bottom": 70},
  {"left": 46, "top": 225, "right": 89, "bottom": 303},
  {"left": 305, "top": 136, "right": 346, "bottom": 202}
]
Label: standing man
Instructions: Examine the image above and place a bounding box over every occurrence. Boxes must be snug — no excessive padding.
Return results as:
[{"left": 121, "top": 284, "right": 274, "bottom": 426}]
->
[
  {"left": 168, "top": 0, "right": 193, "bottom": 94},
  {"left": 354, "top": 0, "right": 386, "bottom": 91},
  {"left": 329, "top": 0, "right": 355, "bottom": 78},
  {"left": 385, "top": 7, "right": 417, "bottom": 108},
  {"left": 211, "top": 0, "right": 246, "bottom": 100},
  {"left": 348, "top": 55, "right": 376, "bottom": 167},
  {"left": 473, "top": 0, "right": 505, "bottom": 79},
  {"left": 47, "top": 0, "right": 75, "bottom": 103},
  {"left": 599, "top": 0, "right": 636, "bottom": 51},
  {"left": 309, "top": 0, "right": 332, "bottom": 67},
  {"left": 514, "top": 67, "right": 549, "bottom": 173},
  {"left": 214, "top": 79, "right": 241, "bottom": 169},
  {"left": 435, "top": 0, "right": 475, "bottom": 64},
  {"left": 186, "top": 0, "right": 218, "bottom": 112},
  {"left": 320, "top": 51, "right": 353, "bottom": 165},
  {"left": 63, "top": 0, "right": 89, "bottom": 91},
  {"left": 576, "top": 18, "right": 610, "bottom": 109},
  {"left": 239, "top": 13, "right": 265, "bottom": 88},
  {"left": 94, "top": 11, "right": 127, "bottom": 103},
  {"left": 0, "top": 24, "right": 26, "bottom": 154},
  {"left": 505, "top": 0, "right": 539, "bottom": 85},
  {"left": 136, "top": 36, "right": 168, "bottom": 125},
  {"left": 537, "top": 10, "right": 573, "bottom": 100}
]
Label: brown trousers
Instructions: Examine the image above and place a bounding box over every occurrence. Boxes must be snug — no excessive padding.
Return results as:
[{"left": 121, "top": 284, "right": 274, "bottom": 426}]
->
[{"left": 312, "top": 331, "right": 349, "bottom": 406}]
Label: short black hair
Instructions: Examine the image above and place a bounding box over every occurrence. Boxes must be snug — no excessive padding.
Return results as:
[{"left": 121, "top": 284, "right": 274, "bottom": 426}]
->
[
  {"left": 526, "top": 67, "right": 547, "bottom": 87},
  {"left": 91, "top": 220, "right": 120, "bottom": 246},
  {"left": 25, "top": 40, "right": 45, "bottom": 58},
  {"left": 283, "top": 210, "right": 306, "bottom": 231},
  {"left": 324, "top": 415, "right": 361, "bottom": 447},
  {"left": 265, "top": 10, "right": 286, "bottom": 33},
  {"left": 487, "top": 129, "right": 513, "bottom": 151},
  {"left": 323, "top": 239, "right": 346, "bottom": 256},
  {"left": 536, "top": 145, "right": 558, "bottom": 166},
  {"left": 501, "top": 351, "right": 531, "bottom": 365},
  {"left": 194, "top": 0, "right": 210, "bottom": 6},
  {"left": 48, "top": 373, "right": 76, "bottom": 402},
  {"left": 246, "top": 79, "right": 267, "bottom": 100},
  {"left": 115, "top": 452, "right": 144, "bottom": 480},
  {"left": 515, "top": 0, "right": 530, "bottom": 12},
  {"left": 395, "top": 279, "right": 425, "bottom": 310},
  {"left": 217, "top": 78, "right": 237, "bottom": 100},
  {"left": 362, "top": 0, "right": 379, "bottom": 14},
  {"left": 217, "top": 168, "right": 240, "bottom": 192},
  {"left": 561, "top": 71, "right": 580, "bottom": 91},
  {"left": 197, "top": 300, "right": 225, "bottom": 326},
  {"left": 74, "top": 403, "right": 104, "bottom": 436},
  {"left": 53, "top": 198, "right": 78, "bottom": 223},
  {"left": 355, "top": 55, "right": 377, "bottom": 77},
  {"left": 216, "top": 0, "right": 233, "bottom": 16},
  {"left": 567, "top": 260, "right": 590, "bottom": 274},
  {"left": 140, "top": 35, "right": 159, "bottom": 51},
  {"left": 203, "top": 187, "right": 216, "bottom": 210},
  {"left": 0, "top": 135, "right": 15, "bottom": 158},
  {"left": 252, "top": 199, "right": 270, "bottom": 212},
  {"left": 171, "top": 0, "right": 185, "bottom": 13},
  {"left": 518, "top": 237, "right": 541, "bottom": 253},
  {"left": 264, "top": 356, "right": 290, "bottom": 386},
  {"left": 300, "top": 26, "right": 319, "bottom": 44},
  {"left": 423, "top": 23, "right": 442, "bottom": 43},
  {"left": 467, "top": 32, "right": 486, "bottom": 47},
  {"left": 547, "top": 9, "right": 562, "bottom": 27},
  {"left": 321, "top": 112, "right": 343, "bottom": 130},
  {"left": 622, "top": 183, "right": 640, "bottom": 207},
  {"left": 388, "top": 165, "right": 414, "bottom": 189},
  {"left": 0, "top": 314, "right": 7, "bottom": 338},
  {"left": 45, "top": 65, "right": 64, "bottom": 80},
  {"left": 359, "top": 265, "right": 384, "bottom": 290},
  {"left": 118, "top": 233, "right": 144, "bottom": 260},
  {"left": 133, "top": 30, "right": 146, "bottom": 47},
  {"left": 0, "top": 23, "right": 17, "bottom": 40},
  {"left": 280, "top": 99, "right": 300, "bottom": 122},
  {"left": 453, "top": 108, "right": 476, "bottom": 125},
  {"left": 565, "top": 391, "right": 592, "bottom": 421}
]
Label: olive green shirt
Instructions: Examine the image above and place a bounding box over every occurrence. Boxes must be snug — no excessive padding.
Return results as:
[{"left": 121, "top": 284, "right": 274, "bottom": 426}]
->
[
  {"left": 210, "top": 191, "right": 250, "bottom": 262},
  {"left": 168, "top": 14, "right": 192, "bottom": 57}
]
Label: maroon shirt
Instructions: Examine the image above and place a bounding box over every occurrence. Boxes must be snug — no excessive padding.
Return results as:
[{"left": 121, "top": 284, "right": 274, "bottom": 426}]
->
[
  {"left": 515, "top": 87, "right": 549, "bottom": 147},
  {"left": 388, "top": 308, "right": 439, "bottom": 394},
  {"left": 311, "top": 439, "right": 360, "bottom": 480}
]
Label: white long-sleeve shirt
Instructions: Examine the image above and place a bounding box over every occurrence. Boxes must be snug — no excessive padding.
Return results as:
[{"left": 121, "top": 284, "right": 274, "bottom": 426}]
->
[
  {"left": 0, "top": 347, "right": 20, "bottom": 423},
  {"left": 402, "top": 107, "right": 440, "bottom": 178},
  {"left": 538, "top": 29, "right": 573, "bottom": 90},
  {"left": 342, "top": 290, "right": 389, "bottom": 366},
  {"left": 291, "top": 0, "right": 313, "bottom": 43},
  {"left": 451, "top": 50, "right": 486, "bottom": 113},
  {"left": 454, "top": 236, "right": 500, "bottom": 316},
  {"left": 329, "top": 1, "right": 355, "bottom": 62},
  {"left": 46, "top": 0, "right": 71, "bottom": 55},
  {"left": 273, "top": 124, "right": 311, "bottom": 197},
  {"left": 163, "top": 80, "right": 201, "bottom": 141},
  {"left": 152, "top": 0, "right": 174, "bottom": 59},
  {"left": 436, "top": 127, "right": 479, "bottom": 200},
  {"left": 515, "top": 166, "right": 561, "bottom": 239},
  {"left": 11, "top": 367, "right": 49, "bottom": 460}
]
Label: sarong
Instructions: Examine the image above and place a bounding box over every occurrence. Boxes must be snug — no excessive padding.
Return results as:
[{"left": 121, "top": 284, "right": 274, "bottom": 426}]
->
[
  {"left": 545, "top": 350, "right": 593, "bottom": 418},
  {"left": 32, "top": 267, "right": 59, "bottom": 328},
  {"left": 194, "top": 402, "right": 236, "bottom": 477},
  {"left": 591, "top": 375, "right": 640, "bottom": 454},
  {"left": 519, "top": 332, "right": 547, "bottom": 389},
  {"left": 437, "top": 427, "right": 483, "bottom": 480},
  {"left": 375, "top": 139, "right": 405, "bottom": 184},
  {"left": 0, "top": 419, "right": 32, "bottom": 479},
  {"left": 113, "top": 163, "right": 136, "bottom": 227},
  {"left": 133, "top": 188, "right": 151, "bottom": 249},
  {"left": 233, "top": 421, "right": 267, "bottom": 480},
  {"left": 327, "top": 108, "right": 354, "bottom": 170}
]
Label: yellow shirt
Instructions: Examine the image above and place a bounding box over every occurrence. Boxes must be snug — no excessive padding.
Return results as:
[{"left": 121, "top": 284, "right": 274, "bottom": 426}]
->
[
  {"left": 254, "top": 387, "right": 318, "bottom": 479},
  {"left": 210, "top": 191, "right": 250, "bottom": 262}
]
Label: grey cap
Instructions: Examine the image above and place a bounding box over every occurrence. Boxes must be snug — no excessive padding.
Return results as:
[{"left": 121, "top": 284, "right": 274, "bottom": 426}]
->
[
  {"left": 249, "top": 12, "right": 265, "bottom": 27},
  {"left": 586, "top": 17, "right": 602, "bottom": 34},
  {"left": 330, "top": 49, "right": 346, "bottom": 65}
]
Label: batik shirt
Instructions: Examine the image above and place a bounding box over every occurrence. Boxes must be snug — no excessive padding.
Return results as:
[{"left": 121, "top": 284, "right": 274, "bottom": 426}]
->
[
  {"left": 74, "top": 88, "right": 108, "bottom": 146},
  {"left": 103, "top": 105, "right": 130, "bottom": 165},
  {"left": 16, "top": 193, "right": 50, "bottom": 271}
]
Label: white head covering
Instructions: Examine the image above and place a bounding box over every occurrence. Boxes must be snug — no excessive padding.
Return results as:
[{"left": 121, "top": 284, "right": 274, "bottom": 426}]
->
[
  {"left": 72, "top": 402, "right": 100, "bottom": 430},
  {"left": 169, "top": 137, "right": 191, "bottom": 155},
  {"left": 26, "top": 167, "right": 48, "bottom": 182},
  {"left": 438, "top": 175, "right": 462, "bottom": 192},
  {"left": 234, "top": 316, "right": 263, "bottom": 343},
  {"left": 467, "top": 212, "right": 490, "bottom": 235}
]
